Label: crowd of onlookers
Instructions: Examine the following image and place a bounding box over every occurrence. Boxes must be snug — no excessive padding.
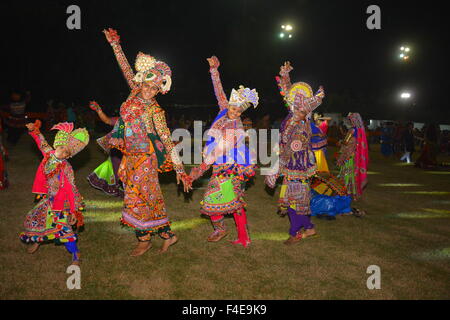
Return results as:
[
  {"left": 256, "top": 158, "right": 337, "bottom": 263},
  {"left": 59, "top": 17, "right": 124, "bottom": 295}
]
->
[
  {"left": 1, "top": 92, "right": 449, "bottom": 170},
  {"left": 370, "top": 121, "right": 450, "bottom": 168}
]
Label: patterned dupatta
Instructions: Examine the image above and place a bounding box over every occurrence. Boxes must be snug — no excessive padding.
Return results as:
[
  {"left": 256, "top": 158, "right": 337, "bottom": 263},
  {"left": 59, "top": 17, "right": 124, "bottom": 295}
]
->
[{"left": 348, "top": 113, "right": 369, "bottom": 197}]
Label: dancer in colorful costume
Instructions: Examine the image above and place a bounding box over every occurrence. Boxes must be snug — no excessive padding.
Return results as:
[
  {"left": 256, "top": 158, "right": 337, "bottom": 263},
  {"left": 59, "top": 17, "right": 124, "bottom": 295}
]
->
[
  {"left": 310, "top": 113, "right": 330, "bottom": 173},
  {"left": 188, "top": 56, "right": 259, "bottom": 247},
  {"left": 265, "top": 61, "right": 325, "bottom": 245},
  {"left": 20, "top": 120, "right": 88, "bottom": 265},
  {"left": 86, "top": 101, "right": 124, "bottom": 197},
  {"left": 101, "top": 28, "right": 191, "bottom": 256},
  {"left": 337, "top": 113, "right": 369, "bottom": 200}
]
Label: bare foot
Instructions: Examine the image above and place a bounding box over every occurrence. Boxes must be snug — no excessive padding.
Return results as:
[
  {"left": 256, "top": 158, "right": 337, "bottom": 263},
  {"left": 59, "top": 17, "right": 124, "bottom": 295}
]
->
[
  {"left": 130, "top": 241, "right": 152, "bottom": 257},
  {"left": 207, "top": 230, "right": 229, "bottom": 242},
  {"left": 284, "top": 234, "right": 302, "bottom": 245},
  {"left": 302, "top": 229, "right": 318, "bottom": 239},
  {"left": 27, "top": 243, "right": 40, "bottom": 254},
  {"left": 159, "top": 236, "right": 178, "bottom": 253}
]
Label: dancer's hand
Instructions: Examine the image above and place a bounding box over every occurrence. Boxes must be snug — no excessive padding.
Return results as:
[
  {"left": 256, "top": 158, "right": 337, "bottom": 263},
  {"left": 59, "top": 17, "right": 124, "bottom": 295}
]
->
[
  {"left": 315, "top": 86, "right": 325, "bottom": 99},
  {"left": 280, "top": 61, "right": 293, "bottom": 75},
  {"left": 264, "top": 174, "right": 278, "bottom": 189},
  {"left": 68, "top": 214, "right": 77, "bottom": 226},
  {"left": 177, "top": 172, "right": 193, "bottom": 192},
  {"left": 25, "top": 120, "right": 41, "bottom": 132},
  {"left": 89, "top": 101, "right": 102, "bottom": 112},
  {"left": 103, "top": 28, "right": 120, "bottom": 44},
  {"left": 207, "top": 56, "right": 220, "bottom": 69},
  {"left": 25, "top": 123, "right": 35, "bottom": 131}
]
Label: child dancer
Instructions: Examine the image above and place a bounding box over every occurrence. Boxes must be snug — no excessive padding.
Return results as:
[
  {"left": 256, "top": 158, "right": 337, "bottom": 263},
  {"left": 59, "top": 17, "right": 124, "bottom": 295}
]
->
[
  {"left": 20, "top": 120, "right": 89, "bottom": 265},
  {"left": 189, "top": 56, "right": 259, "bottom": 247},
  {"left": 265, "top": 61, "right": 325, "bottom": 245}
]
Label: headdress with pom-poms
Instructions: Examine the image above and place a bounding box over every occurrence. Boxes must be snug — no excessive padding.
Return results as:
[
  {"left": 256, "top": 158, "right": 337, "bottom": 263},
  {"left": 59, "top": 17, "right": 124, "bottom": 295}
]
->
[
  {"left": 51, "top": 122, "right": 89, "bottom": 157},
  {"left": 133, "top": 52, "right": 172, "bottom": 94},
  {"left": 228, "top": 85, "right": 259, "bottom": 111}
]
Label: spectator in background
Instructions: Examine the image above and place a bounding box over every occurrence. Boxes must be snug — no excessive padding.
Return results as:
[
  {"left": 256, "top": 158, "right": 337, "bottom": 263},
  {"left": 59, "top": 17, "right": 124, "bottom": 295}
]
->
[
  {"left": 380, "top": 122, "right": 394, "bottom": 157},
  {"left": 45, "top": 100, "right": 56, "bottom": 131},
  {"left": 67, "top": 103, "right": 77, "bottom": 124},
  {"left": 0, "top": 118, "right": 8, "bottom": 189},
  {"left": 6, "top": 92, "right": 28, "bottom": 145},
  {"left": 415, "top": 123, "right": 440, "bottom": 169},
  {"left": 400, "top": 122, "right": 415, "bottom": 163}
]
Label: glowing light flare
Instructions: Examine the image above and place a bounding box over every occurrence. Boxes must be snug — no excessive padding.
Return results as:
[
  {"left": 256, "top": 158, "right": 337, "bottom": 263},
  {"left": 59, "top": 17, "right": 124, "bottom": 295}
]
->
[
  {"left": 393, "top": 212, "right": 450, "bottom": 219},
  {"left": 400, "top": 92, "right": 411, "bottom": 99},
  {"left": 402, "top": 191, "right": 450, "bottom": 195},
  {"left": 84, "top": 212, "right": 120, "bottom": 223},
  {"left": 171, "top": 218, "right": 208, "bottom": 231},
  {"left": 413, "top": 248, "right": 450, "bottom": 260},
  {"left": 252, "top": 232, "right": 287, "bottom": 241},
  {"left": 378, "top": 183, "right": 423, "bottom": 187},
  {"left": 422, "top": 208, "right": 450, "bottom": 214},
  {"left": 84, "top": 200, "right": 123, "bottom": 210}
]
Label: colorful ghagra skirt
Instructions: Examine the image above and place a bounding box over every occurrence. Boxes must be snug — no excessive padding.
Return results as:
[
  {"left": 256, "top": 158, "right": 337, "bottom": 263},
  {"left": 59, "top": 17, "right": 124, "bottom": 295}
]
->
[
  {"left": 278, "top": 178, "right": 311, "bottom": 215},
  {"left": 87, "top": 156, "right": 124, "bottom": 197},
  {"left": 118, "top": 153, "right": 172, "bottom": 235},
  {"left": 200, "top": 174, "right": 245, "bottom": 216},
  {"left": 313, "top": 149, "right": 329, "bottom": 173},
  {"left": 20, "top": 198, "right": 77, "bottom": 244},
  {"left": 338, "top": 155, "right": 356, "bottom": 198}
]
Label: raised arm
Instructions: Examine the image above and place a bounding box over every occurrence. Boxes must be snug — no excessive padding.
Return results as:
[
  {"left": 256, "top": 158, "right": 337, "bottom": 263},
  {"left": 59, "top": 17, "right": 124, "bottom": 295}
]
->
[
  {"left": 277, "top": 61, "right": 293, "bottom": 94},
  {"left": 298, "top": 86, "right": 325, "bottom": 115},
  {"left": 103, "top": 28, "right": 137, "bottom": 90},
  {"left": 89, "top": 101, "right": 118, "bottom": 126},
  {"left": 207, "top": 56, "right": 228, "bottom": 111},
  {"left": 26, "top": 120, "right": 53, "bottom": 156}
]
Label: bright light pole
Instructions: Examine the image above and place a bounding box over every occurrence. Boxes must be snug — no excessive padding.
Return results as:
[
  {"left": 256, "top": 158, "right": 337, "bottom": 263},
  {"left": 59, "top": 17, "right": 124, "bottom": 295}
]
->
[
  {"left": 399, "top": 46, "right": 411, "bottom": 61},
  {"left": 280, "top": 24, "right": 293, "bottom": 39},
  {"left": 400, "top": 92, "right": 411, "bottom": 99}
]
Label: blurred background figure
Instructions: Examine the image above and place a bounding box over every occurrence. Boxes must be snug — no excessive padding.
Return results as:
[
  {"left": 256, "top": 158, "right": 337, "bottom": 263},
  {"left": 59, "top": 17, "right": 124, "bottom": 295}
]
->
[
  {"left": 415, "top": 123, "right": 440, "bottom": 169},
  {"left": 400, "top": 122, "right": 415, "bottom": 163},
  {"left": 380, "top": 122, "right": 394, "bottom": 157},
  {"left": 0, "top": 117, "right": 8, "bottom": 190},
  {"left": 5, "top": 91, "right": 28, "bottom": 145}
]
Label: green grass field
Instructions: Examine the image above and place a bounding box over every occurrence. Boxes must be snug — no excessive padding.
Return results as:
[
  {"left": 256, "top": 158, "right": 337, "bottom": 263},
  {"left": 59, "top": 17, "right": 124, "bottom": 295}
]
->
[{"left": 1, "top": 133, "right": 449, "bottom": 300}]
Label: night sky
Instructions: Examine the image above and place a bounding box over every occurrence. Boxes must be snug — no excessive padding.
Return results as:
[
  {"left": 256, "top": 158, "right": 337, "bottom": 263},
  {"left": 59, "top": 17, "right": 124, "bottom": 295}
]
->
[{"left": 1, "top": 0, "right": 448, "bottom": 123}]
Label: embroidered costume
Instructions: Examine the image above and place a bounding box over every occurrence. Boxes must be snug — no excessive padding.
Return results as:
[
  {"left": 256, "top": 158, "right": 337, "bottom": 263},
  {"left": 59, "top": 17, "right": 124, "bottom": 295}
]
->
[
  {"left": 87, "top": 101, "right": 124, "bottom": 197},
  {"left": 337, "top": 113, "right": 369, "bottom": 200},
  {"left": 20, "top": 121, "right": 89, "bottom": 263},
  {"left": 310, "top": 114, "right": 330, "bottom": 173},
  {"left": 265, "top": 62, "right": 325, "bottom": 243},
  {"left": 101, "top": 28, "right": 187, "bottom": 243},
  {"left": 189, "top": 56, "right": 258, "bottom": 247}
]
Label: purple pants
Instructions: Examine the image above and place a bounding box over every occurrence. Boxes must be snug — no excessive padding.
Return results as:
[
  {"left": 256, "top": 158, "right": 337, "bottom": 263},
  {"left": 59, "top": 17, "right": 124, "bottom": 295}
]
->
[{"left": 288, "top": 208, "right": 314, "bottom": 236}]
